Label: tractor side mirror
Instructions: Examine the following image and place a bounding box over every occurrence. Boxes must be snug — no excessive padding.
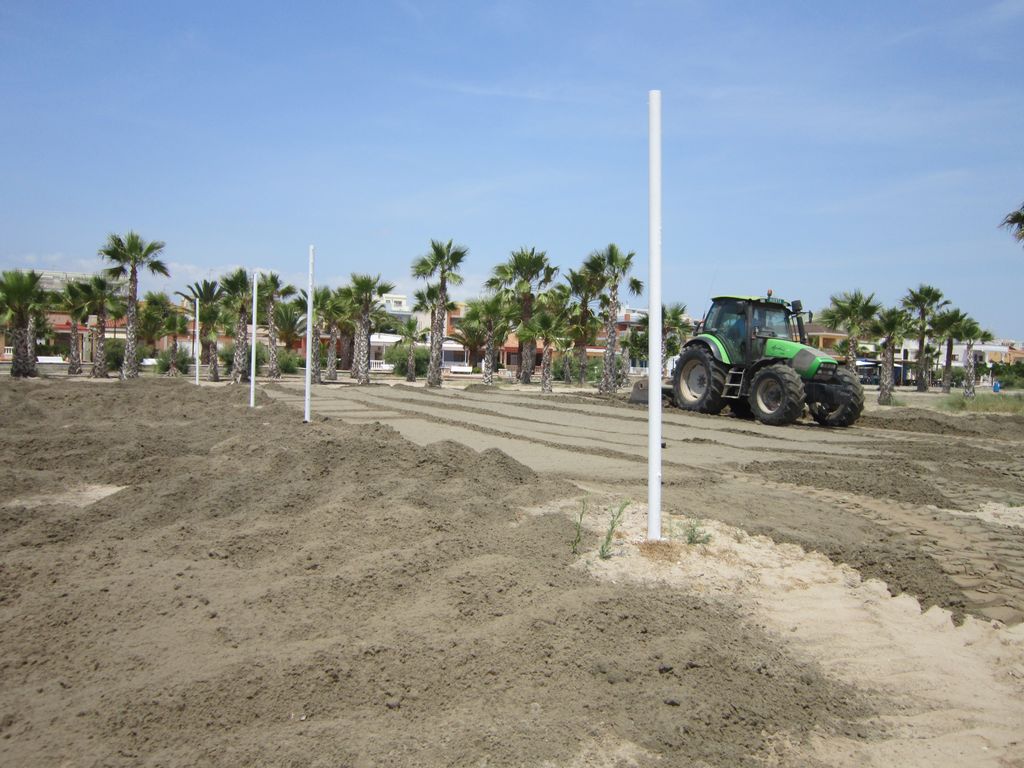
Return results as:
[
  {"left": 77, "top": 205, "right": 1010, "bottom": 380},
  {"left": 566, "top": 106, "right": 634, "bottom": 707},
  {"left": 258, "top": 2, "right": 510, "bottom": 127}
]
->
[
  {"left": 791, "top": 300, "right": 803, "bottom": 313},
  {"left": 808, "top": 311, "right": 813, "bottom": 323}
]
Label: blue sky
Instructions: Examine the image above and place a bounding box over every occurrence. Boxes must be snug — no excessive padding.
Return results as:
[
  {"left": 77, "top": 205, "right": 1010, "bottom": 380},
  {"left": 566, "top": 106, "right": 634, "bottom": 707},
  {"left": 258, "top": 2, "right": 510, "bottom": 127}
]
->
[{"left": 2, "top": 1, "right": 1022, "bottom": 337}]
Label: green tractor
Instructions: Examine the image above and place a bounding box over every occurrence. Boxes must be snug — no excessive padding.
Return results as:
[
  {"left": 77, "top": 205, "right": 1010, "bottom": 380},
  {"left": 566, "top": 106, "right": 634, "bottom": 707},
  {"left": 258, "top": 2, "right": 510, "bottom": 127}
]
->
[{"left": 669, "top": 294, "right": 863, "bottom": 427}]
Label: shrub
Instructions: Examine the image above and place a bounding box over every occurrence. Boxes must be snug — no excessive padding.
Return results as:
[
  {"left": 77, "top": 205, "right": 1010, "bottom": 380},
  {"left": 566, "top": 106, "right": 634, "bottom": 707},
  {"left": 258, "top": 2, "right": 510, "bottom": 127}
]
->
[
  {"left": 553, "top": 356, "right": 604, "bottom": 383},
  {"left": 277, "top": 349, "right": 300, "bottom": 374},
  {"left": 219, "top": 342, "right": 269, "bottom": 374},
  {"left": 156, "top": 349, "right": 191, "bottom": 375},
  {"left": 385, "top": 345, "right": 429, "bottom": 377}
]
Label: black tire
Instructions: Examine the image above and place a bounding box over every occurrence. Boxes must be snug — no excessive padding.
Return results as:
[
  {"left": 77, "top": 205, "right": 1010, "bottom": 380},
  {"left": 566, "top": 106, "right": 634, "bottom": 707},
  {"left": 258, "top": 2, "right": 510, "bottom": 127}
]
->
[
  {"left": 729, "top": 398, "right": 754, "bottom": 419},
  {"left": 809, "top": 367, "right": 864, "bottom": 427},
  {"left": 672, "top": 345, "right": 726, "bottom": 414},
  {"left": 748, "top": 364, "right": 806, "bottom": 426}
]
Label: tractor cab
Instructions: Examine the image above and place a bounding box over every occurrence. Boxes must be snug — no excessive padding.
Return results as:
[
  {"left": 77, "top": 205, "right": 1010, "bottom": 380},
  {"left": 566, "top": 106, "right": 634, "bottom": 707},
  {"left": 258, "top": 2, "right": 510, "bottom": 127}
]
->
[{"left": 665, "top": 292, "right": 863, "bottom": 427}]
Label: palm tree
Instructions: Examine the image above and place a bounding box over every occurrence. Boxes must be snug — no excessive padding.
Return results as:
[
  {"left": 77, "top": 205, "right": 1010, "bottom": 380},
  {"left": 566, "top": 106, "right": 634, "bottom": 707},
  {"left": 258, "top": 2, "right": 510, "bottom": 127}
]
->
[
  {"left": 449, "top": 316, "right": 487, "bottom": 370},
  {"left": 52, "top": 281, "right": 88, "bottom": 375},
  {"left": 953, "top": 317, "right": 993, "bottom": 399},
  {"left": 220, "top": 268, "right": 253, "bottom": 384},
  {"left": 638, "top": 302, "right": 690, "bottom": 375},
  {"left": 395, "top": 316, "right": 426, "bottom": 382},
  {"left": 412, "top": 239, "right": 468, "bottom": 387},
  {"left": 258, "top": 272, "right": 296, "bottom": 379},
  {"left": 99, "top": 231, "right": 168, "bottom": 379},
  {"left": 485, "top": 247, "right": 558, "bottom": 385},
  {"left": 138, "top": 291, "right": 173, "bottom": 352},
  {"left": 341, "top": 274, "right": 395, "bottom": 385},
  {"left": 592, "top": 244, "right": 643, "bottom": 394},
  {"left": 274, "top": 302, "right": 306, "bottom": 350},
  {"left": 0, "top": 270, "right": 45, "bottom": 377},
  {"left": 869, "top": 307, "right": 913, "bottom": 406},
  {"left": 463, "top": 294, "right": 509, "bottom": 386},
  {"left": 180, "top": 280, "right": 224, "bottom": 381},
  {"left": 294, "top": 286, "right": 334, "bottom": 384},
  {"left": 79, "top": 276, "right": 124, "bottom": 378},
  {"left": 518, "top": 308, "right": 568, "bottom": 393},
  {"left": 564, "top": 253, "right": 606, "bottom": 387},
  {"left": 162, "top": 309, "right": 190, "bottom": 376},
  {"left": 930, "top": 308, "right": 968, "bottom": 394},
  {"left": 1000, "top": 203, "right": 1024, "bottom": 246},
  {"left": 901, "top": 284, "right": 949, "bottom": 391},
  {"left": 819, "top": 289, "right": 882, "bottom": 373}
]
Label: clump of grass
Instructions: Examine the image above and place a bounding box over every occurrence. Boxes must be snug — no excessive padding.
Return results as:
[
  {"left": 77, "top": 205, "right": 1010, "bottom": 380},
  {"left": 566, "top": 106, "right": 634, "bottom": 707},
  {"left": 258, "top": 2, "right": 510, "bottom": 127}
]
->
[
  {"left": 684, "top": 519, "right": 712, "bottom": 546},
  {"left": 598, "top": 500, "right": 629, "bottom": 560},
  {"left": 570, "top": 497, "right": 587, "bottom": 555},
  {"left": 637, "top": 539, "right": 682, "bottom": 563},
  {"left": 941, "top": 393, "right": 1024, "bottom": 415}
]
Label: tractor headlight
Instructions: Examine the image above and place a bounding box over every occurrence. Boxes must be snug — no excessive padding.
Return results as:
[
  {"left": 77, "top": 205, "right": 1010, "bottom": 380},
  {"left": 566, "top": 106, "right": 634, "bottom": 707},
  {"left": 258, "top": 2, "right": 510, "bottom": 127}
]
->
[{"left": 813, "top": 362, "right": 837, "bottom": 380}]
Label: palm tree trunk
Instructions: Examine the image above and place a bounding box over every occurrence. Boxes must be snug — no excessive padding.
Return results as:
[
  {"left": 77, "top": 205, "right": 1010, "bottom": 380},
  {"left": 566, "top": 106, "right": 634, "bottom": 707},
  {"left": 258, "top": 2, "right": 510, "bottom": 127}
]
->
[
  {"left": 519, "top": 294, "right": 535, "bottom": 385},
  {"left": 359, "top": 316, "right": 372, "bottom": 385},
  {"left": 67, "top": 322, "right": 82, "bottom": 375},
  {"left": 427, "top": 285, "right": 445, "bottom": 387},
  {"left": 205, "top": 339, "right": 219, "bottom": 381},
  {"left": 563, "top": 350, "right": 573, "bottom": 384},
  {"left": 339, "top": 334, "right": 353, "bottom": 373},
  {"left": 26, "top": 316, "right": 36, "bottom": 370},
  {"left": 311, "top": 322, "right": 323, "bottom": 384},
  {"left": 167, "top": 336, "right": 180, "bottom": 376},
  {"left": 231, "top": 309, "right": 249, "bottom": 384},
  {"left": 10, "top": 327, "right": 36, "bottom": 378},
  {"left": 406, "top": 341, "right": 417, "bottom": 382},
  {"left": 541, "top": 342, "right": 553, "bottom": 393},
  {"left": 326, "top": 323, "right": 339, "bottom": 381},
  {"left": 878, "top": 343, "right": 895, "bottom": 405},
  {"left": 942, "top": 338, "right": 953, "bottom": 394},
  {"left": 916, "top": 328, "right": 927, "bottom": 392},
  {"left": 600, "top": 286, "right": 620, "bottom": 393},
  {"left": 963, "top": 344, "right": 977, "bottom": 399},
  {"left": 122, "top": 269, "right": 140, "bottom": 379},
  {"left": 91, "top": 314, "right": 108, "bottom": 378},
  {"left": 267, "top": 299, "right": 281, "bottom": 379},
  {"left": 846, "top": 333, "right": 859, "bottom": 372},
  {"left": 482, "top": 330, "right": 494, "bottom": 385},
  {"left": 576, "top": 342, "right": 588, "bottom": 387},
  {"left": 200, "top": 324, "right": 211, "bottom": 364}
]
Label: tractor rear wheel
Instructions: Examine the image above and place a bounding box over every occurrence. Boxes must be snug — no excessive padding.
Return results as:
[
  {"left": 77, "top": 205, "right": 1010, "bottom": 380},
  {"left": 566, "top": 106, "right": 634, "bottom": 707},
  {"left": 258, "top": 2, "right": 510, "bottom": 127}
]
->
[
  {"left": 809, "top": 367, "right": 864, "bottom": 427},
  {"left": 748, "top": 364, "right": 806, "bottom": 426},
  {"left": 673, "top": 345, "right": 726, "bottom": 414}
]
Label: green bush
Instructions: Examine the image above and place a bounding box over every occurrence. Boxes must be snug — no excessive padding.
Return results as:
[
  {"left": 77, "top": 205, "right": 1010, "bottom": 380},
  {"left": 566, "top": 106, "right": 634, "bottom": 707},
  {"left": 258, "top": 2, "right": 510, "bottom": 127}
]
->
[
  {"left": 277, "top": 349, "right": 300, "bottom": 374},
  {"left": 219, "top": 342, "right": 269, "bottom": 374},
  {"left": 385, "top": 344, "right": 429, "bottom": 377},
  {"left": 553, "top": 356, "right": 603, "bottom": 383},
  {"left": 156, "top": 349, "right": 191, "bottom": 374}
]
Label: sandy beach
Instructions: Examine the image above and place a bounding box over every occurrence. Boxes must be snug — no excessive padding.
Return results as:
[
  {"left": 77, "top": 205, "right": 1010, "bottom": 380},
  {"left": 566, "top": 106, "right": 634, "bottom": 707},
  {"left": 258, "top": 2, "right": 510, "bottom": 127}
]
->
[{"left": 2, "top": 377, "right": 1022, "bottom": 766}]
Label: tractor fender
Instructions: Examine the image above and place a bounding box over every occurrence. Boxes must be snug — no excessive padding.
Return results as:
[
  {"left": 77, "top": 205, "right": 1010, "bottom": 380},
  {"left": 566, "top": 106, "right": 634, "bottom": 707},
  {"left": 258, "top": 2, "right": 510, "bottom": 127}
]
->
[{"left": 683, "top": 336, "right": 730, "bottom": 365}]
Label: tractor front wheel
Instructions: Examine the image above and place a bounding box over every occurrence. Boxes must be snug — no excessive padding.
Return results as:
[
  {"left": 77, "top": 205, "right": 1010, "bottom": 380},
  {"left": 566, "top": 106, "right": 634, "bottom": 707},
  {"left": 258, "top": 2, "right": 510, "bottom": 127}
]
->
[
  {"left": 748, "top": 364, "right": 806, "bottom": 426},
  {"left": 809, "top": 367, "right": 864, "bottom": 427},
  {"left": 673, "top": 346, "right": 726, "bottom": 414}
]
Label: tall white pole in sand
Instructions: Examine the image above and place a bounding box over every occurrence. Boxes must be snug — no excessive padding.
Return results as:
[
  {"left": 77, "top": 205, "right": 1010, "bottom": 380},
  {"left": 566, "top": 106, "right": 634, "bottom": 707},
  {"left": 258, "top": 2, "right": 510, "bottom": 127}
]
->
[
  {"left": 194, "top": 298, "right": 200, "bottom": 386},
  {"left": 647, "top": 89, "right": 663, "bottom": 541},
  {"left": 249, "top": 270, "right": 259, "bottom": 408},
  {"left": 304, "top": 245, "right": 315, "bottom": 423}
]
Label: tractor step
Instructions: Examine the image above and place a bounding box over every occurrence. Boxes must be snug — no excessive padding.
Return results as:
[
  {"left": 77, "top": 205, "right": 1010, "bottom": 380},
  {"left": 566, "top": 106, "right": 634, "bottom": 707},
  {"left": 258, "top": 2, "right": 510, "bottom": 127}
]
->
[{"left": 723, "top": 368, "right": 744, "bottom": 399}]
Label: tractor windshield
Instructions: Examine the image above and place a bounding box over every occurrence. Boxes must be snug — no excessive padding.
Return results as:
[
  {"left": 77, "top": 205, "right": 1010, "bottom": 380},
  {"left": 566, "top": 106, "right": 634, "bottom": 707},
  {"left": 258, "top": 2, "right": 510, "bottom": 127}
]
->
[{"left": 751, "top": 304, "right": 793, "bottom": 339}]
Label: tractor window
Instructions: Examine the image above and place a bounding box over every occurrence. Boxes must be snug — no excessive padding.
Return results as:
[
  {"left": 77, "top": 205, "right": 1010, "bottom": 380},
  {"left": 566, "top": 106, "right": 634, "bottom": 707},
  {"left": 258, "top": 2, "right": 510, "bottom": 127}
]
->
[
  {"left": 704, "top": 299, "right": 746, "bottom": 335},
  {"left": 752, "top": 305, "right": 792, "bottom": 339}
]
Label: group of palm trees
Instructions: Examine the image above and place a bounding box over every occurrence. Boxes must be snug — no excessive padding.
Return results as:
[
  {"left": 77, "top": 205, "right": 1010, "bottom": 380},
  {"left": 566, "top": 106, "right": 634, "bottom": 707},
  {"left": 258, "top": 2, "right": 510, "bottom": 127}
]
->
[{"left": 820, "top": 284, "right": 996, "bottom": 404}]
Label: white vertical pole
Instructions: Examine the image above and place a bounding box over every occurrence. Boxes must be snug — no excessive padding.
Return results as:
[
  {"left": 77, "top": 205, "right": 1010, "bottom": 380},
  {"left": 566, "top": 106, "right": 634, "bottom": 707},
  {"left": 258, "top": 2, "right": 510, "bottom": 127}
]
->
[
  {"left": 194, "top": 298, "right": 200, "bottom": 386},
  {"left": 249, "top": 270, "right": 258, "bottom": 408},
  {"left": 304, "top": 245, "right": 315, "bottom": 423},
  {"left": 647, "top": 89, "right": 663, "bottom": 541}
]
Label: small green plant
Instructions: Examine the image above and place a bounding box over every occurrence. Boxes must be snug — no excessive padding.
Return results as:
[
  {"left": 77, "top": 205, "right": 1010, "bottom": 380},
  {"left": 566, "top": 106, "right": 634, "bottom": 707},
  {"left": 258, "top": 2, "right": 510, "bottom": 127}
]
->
[
  {"left": 156, "top": 349, "right": 191, "bottom": 375},
  {"left": 684, "top": 519, "right": 711, "bottom": 546},
  {"left": 598, "top": 500, "right": 629, "bottom": 559},
  {"left": 277, "top": 349, "right": 300, "bottom": 374},
  {"left": 571, "top": 497, "right": 587, "bottom": 555},
  {"left": 941, "top": 392, "right": 1024, "bottom": 415}
]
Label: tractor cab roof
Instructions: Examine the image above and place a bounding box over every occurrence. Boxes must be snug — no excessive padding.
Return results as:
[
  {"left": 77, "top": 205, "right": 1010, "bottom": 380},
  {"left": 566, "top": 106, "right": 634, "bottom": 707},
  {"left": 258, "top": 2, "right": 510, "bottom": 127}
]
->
[{"left": 711, "top": 294, "right": 791, "bottom": 308}]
